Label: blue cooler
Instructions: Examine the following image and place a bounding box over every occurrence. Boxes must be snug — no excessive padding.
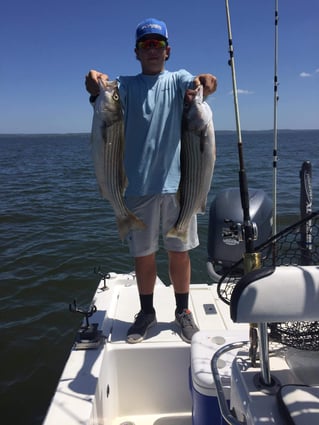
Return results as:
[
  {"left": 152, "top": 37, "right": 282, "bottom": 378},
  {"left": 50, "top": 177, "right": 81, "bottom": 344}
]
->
[{"left": 190, "top": 330, "right": 248, "bottom": 425}]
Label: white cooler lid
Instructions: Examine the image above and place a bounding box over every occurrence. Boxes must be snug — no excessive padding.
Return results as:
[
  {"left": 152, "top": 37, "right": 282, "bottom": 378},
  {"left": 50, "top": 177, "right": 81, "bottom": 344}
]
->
[{"left": 191, "top": 329, "right": 248, "bottom": 397}]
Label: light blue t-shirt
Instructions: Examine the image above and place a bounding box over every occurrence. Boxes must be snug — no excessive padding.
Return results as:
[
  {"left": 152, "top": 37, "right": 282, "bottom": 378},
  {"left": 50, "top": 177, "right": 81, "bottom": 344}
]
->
[{"left": 117, "top": 69, "right": 194, "bottom": 197}]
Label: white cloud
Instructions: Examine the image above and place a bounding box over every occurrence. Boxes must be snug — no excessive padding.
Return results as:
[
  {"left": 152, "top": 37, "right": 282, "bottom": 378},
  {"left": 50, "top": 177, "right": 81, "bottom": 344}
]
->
[
  {"left": 229, "top": 89, "right": 254, "bottom": 95},
  {"left": 237, "top": 89, "right": 254, "bottom": 94},
  {"left": 300, "top": 69, "right": 319, "bottom": 77}
]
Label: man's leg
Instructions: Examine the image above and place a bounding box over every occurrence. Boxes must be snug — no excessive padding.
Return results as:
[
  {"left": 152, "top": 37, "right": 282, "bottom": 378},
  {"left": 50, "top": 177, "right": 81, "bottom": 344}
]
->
[
  {"left": 168, "top": 250, "right": 199, "bottom": 343},
  {"left": 168, "top": 250, "right": 190, "bottom": 293},
  {"left": 125, "top": 196, "right": 160, "bottom": 343},
  {"left": 126, "top": 253, "right": 157, "bottom": 344},
  {"left": 135, "top": 253, "right": 157, "bottom": 295}
]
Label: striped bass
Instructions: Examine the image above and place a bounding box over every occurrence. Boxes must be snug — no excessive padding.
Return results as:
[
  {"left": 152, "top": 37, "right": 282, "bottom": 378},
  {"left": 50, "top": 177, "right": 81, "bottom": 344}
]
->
[
  {"left": 167, "top": 85, "right": 216, "bottom": 242},
  {"left": 91, "top": 79, "right": 146, "bottom": 240}
]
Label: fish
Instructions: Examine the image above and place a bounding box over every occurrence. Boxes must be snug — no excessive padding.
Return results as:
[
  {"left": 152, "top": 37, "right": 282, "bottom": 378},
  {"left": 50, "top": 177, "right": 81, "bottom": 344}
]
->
[
  {"left": 90, "top": 79, "right": 146, "bottom": 240},
  {"left": 166, "top": 85, "right": 216, "bottom": 242}
]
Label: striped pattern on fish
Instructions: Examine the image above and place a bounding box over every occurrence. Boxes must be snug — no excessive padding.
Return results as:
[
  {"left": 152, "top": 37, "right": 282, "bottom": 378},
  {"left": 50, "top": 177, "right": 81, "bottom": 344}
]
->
[
  {"left": 91, "top": 79, "right": 146, "bottom": 240},
  {"left": 167, "top": 85, "right": 216, "bottom": 242}
]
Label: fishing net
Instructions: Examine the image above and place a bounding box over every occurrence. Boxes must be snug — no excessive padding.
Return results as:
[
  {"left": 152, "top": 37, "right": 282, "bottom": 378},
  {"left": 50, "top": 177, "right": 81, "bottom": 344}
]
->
[{"left": 217, "top": 211, "right": 319, "bottom": 351}]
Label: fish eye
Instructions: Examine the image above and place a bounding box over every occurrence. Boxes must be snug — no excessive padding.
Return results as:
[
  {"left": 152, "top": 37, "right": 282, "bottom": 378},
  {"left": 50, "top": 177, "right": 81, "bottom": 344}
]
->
[{"left": 113, "top": 93, "right": 119, "bottom": 101}]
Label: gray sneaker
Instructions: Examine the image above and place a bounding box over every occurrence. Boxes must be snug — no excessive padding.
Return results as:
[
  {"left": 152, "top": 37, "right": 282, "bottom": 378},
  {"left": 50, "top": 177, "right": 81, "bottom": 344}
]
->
[
  {"left": 175, "top": 309, "right": 199, "bottom": 343},
  {"left": 126, "top": 310, "right": 157, "bottom": 344}
]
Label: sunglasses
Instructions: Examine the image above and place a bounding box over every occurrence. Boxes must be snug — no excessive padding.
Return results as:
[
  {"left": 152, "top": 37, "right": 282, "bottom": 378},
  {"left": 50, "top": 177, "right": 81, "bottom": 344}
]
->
[{"left": 137, "top": 39, "right": 167, "bottom": 50}]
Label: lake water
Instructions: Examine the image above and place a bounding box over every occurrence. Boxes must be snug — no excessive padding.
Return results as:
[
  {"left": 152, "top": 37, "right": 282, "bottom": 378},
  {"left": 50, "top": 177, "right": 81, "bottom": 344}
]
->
[{"left": 1, "top": 130, "right": 318, "bottom": 424}]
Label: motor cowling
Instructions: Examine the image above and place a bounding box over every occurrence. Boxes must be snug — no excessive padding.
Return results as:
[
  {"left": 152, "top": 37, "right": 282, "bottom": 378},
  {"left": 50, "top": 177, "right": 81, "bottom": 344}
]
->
[{"left": 207, "top": 188, "right": 272, "bottom": 281}]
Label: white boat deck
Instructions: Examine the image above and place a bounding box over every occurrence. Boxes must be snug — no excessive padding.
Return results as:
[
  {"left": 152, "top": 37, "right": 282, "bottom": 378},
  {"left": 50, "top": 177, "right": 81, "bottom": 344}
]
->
[
  {"left": 109, "top": 276, "right": 242, "bottom": 343},
  {"left": 43, "top": 273, "right": 247, "bottom": 425}
]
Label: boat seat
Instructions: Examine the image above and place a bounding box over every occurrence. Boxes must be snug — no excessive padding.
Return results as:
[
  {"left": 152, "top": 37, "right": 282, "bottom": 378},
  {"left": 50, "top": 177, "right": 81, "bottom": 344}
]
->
[
  {"left": 230, "top": 265, "right": 319, "bottom": 323},
  {"left": 277, "top": 384, "right": 319, "bottom": 425},
  {"left": 228, "top": 265, "right": 319, "bottom": 423}
]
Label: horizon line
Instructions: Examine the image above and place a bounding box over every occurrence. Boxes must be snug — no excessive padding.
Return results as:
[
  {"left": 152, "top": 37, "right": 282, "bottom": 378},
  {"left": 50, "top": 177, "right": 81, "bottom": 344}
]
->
[{"left": 1, "top": 128, "right": 319, "bottom": 136}]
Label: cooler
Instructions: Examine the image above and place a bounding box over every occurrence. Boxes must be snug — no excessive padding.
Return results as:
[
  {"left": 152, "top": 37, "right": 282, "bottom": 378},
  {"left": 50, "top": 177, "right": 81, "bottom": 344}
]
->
[{"left": 190, "top": 329, "right": 248, "bottom": 425}]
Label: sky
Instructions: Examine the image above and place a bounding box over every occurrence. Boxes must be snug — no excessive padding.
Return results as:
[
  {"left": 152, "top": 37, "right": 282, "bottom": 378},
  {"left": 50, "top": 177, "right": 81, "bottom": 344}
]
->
[{"left": 1, "top": 0, "right": 318, "bottom": 133}]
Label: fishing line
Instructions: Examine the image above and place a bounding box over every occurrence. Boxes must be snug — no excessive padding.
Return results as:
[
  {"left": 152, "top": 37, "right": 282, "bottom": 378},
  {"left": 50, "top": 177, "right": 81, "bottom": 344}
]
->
[
  {"left": 272, "top": 0, "right": 279, "bottom": 236},
  {"left": 224, "top": 0, "right": 255, "bottom": 255}
]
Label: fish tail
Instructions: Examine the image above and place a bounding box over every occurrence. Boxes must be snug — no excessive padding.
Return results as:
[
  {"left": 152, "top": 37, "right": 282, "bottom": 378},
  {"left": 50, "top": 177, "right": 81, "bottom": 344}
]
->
[
  {"left": 166, "top": 227, "right": 188, "bottom": 243},
  {"left": 117, "top": 213, "right": 146, "bottom": 241}
]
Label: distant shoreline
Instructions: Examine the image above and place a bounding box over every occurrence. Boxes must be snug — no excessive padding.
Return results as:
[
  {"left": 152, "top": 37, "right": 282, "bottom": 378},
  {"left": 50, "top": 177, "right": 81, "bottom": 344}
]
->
[{"left": 1, "top": 129, "right": 319, "bottom": 137}]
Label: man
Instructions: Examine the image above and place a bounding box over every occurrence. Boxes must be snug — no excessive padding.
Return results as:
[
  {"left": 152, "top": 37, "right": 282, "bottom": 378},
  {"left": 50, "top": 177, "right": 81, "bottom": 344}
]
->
[{"left": 86, "top": 18, "right": 217, "bottom": 344}]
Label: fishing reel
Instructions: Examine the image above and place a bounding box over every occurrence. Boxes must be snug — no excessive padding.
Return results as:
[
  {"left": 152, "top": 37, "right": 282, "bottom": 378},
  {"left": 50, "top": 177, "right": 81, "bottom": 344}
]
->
[{"left": 222, "top": 219, "right": 258, "bottom": 245}]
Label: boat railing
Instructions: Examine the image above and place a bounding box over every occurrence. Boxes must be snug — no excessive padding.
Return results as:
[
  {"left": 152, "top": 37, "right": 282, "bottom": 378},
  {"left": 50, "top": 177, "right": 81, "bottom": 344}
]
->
[{"left": 211, "top": 341, "right": 248, "bottom": 425}]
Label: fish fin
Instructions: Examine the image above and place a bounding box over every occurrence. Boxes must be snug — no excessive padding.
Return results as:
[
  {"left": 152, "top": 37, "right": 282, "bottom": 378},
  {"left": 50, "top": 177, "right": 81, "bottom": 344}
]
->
[
  {"left": 119, "top": 173, "right": 128, "bottom": 194},
  {"left": 117, "top": 213, "right": 146, "bottom": 241},
  {"left": 199, "top": 200, "right": 207, "bottom": 214},
  {"left": 166, "top": 227, "right": 188, "bottom": 243}
]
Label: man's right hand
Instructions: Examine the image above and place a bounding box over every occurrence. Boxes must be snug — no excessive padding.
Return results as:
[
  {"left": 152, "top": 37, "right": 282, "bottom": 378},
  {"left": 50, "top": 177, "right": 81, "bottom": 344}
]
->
[{"left": 85, "top": 70, "right": 109, "bottom": 96}]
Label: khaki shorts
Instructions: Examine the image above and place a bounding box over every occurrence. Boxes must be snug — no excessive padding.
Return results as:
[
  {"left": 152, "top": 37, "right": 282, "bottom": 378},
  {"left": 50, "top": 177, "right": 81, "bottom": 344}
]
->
[{"left": 125, "top": 194, "right": 199, "bottom": 257}]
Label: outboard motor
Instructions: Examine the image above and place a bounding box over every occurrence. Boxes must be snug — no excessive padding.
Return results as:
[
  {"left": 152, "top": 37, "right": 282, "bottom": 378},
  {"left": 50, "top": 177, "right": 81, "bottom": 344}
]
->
[{"left": 207, "top": 188, "right": 272, "bottom": 281}]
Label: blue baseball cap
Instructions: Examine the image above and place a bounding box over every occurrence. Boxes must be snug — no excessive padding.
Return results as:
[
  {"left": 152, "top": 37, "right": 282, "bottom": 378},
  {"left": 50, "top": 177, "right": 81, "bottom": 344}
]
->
[{"left": 135, "top": 18, "right": 168, "bottom": 42}]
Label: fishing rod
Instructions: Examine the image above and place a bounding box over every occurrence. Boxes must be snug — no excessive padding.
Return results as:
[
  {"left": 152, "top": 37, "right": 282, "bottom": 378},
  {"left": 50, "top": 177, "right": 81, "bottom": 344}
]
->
[
  {"left": 224, "top": 0, "right": 263, "bottom": 368},
  {"left": 224, "top": 0, "right": 260, "bottom": 272},
  {"left": 272, "top": 0, "right": 279, "bottom": 236}
]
